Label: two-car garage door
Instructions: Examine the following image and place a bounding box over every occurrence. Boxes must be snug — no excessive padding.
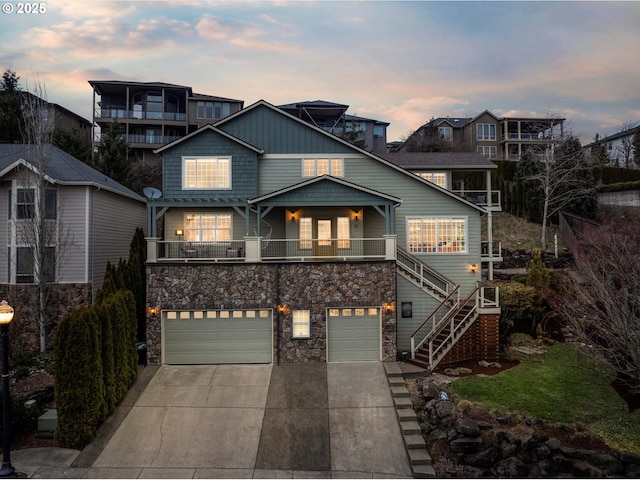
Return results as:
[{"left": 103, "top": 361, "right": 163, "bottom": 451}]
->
[{"left": 163, "top": 309, "right": 273, "bottom": 364}]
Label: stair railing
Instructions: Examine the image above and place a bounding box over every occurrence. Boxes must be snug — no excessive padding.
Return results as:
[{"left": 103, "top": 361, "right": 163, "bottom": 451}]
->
[
  {"left": 396, "top": 246, "right": 456, "bottom": 297},
  {"left": 409, "top": 285, "right": 460, "bottom": 358}
]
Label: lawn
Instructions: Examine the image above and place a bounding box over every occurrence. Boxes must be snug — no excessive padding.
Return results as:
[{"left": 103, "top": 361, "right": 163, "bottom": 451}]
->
[
  {"left": 450, "top": 343, "right": 640, "bottom": 454},
  {"left": 484, "top": 212, "right": 561, "bottom": 252}
]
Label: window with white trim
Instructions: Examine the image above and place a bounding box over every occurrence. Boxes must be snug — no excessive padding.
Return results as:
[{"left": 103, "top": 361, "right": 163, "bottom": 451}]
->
[
  {"left": 417, "top": 172, "right": 447, "bottom": 189},
  {"left": 407, "top": 217, "right": 467, "bottom": 253},
  {"left": 183, "top": 157, "right": 230, "bottom": 189},
  {"left": 292, "top": 310, "right": 310, "bottom": 338},
  {"left": 438, "top": 127, "right": 452, "bottom": 141},
  {"left": 476, "top": 124, "right": 496, "bottom": 141},
  {"left": 337, "top": 217, "right": 350, "bottom": 249},
  {"left": 299, "top": 217, "right": 312, "bottom": 249},
  {"left": 17, "top": 189, "right": 35, "bottom": 219},
  {"left": 477, "top": 146, "right": 497, "bottom": 159},
  {"left": 302, "top": 158, "right": 343, "bottom": 177},
  {"left": 184, "top": 213, "right": 231, "bottom": 242}
]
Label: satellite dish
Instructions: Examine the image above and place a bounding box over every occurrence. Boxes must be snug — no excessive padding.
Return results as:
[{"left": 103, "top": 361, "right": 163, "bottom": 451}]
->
[{"left": 143, "top": 187, "right": 162, "bottom": 199}]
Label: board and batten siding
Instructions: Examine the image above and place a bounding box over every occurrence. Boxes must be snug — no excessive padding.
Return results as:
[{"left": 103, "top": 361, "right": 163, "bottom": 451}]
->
[
  {"left": 219, "top": 105, "right": 356, "bottom": 155},
  {"left": 90, "top": 188, "right": 146, "bottom": 293},
  {"left": 162, "top": 129, "right": 259, "bottom": 201}
]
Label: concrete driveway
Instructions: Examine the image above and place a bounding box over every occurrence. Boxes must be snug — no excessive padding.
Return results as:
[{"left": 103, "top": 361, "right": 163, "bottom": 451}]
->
[{"left": 88, "top": 362, "right": 413, "bottom": 478}]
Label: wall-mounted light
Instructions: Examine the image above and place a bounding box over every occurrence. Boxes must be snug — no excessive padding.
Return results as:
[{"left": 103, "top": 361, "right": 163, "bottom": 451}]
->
[
  {"left": 383, "top": 302, "right": 395, "bottom": 313},
  {"left": 175, "top": 229, "right": 184, "bottom": 241},
  {"left": 289, "top": 211, "right": 296, "bottom": 222},
  {"left": 277, "top": 304, "right": 289, "bottom": 314},
  {"left": 470, "top": 264, "right": 477, "bottom": 274},
  {"left": 354, "top": 211, "right": 359, "bottom": 222},
  {"left": 148, "top": 306, "right": 159, "bottom": 317}
]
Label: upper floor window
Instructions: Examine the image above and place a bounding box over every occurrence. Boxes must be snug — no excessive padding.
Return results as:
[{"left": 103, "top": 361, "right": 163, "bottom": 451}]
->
[
  {"left": 302, "top": 158, "right": 343, "bottom": 177},
  {"left": 183, "top": 157, "right": 231, "bottom": 189},
  {"left": 417, "top": 172, "right": 447, "bottom": 189},
  {"left": 197, "top": 101, "right": 231, "bottom": 120},
  {"left": 17, "top": 189, "right": 35, "bottom": 219},
  {"left": 184, "top": 213, "right": 231, "bottom": 242},
  {"left": 476, "top": 124, "right": 496, "bottom": 141},
  {"left": 407, "top": 217, "right": 467, "bottom": 254},
  {"left": 477, "top": 146, "right": 497, "bottom": 159},
  {"left": 373, "top": 125, "right": 385, "bottom": 139},
  {"left": 438, "top": 127, "right": 452, "bottom": 141}
]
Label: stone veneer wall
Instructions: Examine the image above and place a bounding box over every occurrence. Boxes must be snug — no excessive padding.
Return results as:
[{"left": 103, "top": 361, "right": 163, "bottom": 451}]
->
[
  {"left": 146, "top": 261, "right": 397, "bottom": 365},
  {"left": 0, "top": 283, "right": 92, "bottom": 354}
]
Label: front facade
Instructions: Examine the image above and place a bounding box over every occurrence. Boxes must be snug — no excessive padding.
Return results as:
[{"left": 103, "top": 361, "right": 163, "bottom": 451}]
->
[
  {"left": 89, "top": 80, "right": 244, "bottom": 164},
  {"left": 0, "top": 144, "right": 147, "bottom": 349},
  {"left": 145, "top": 101, "right": 499, "bottom": 367},
  {"left": 401, "top": 110, "right": 565, "bottom": 160}
]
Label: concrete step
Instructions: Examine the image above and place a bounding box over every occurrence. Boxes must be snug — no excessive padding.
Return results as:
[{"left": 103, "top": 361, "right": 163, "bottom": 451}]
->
[
  {"left": 403, "top": 434, "right": 426, "bottom": 450},
  {"left": 400, "top": 420, "right": 422, "bottom": 435},
  {"left": 393, "top": 397, "right": 413, "bottom": 409},
  {"left": 390, "top": 386, "right": 410, "bottom": 398},
  {"left": 383, "top": 361, "right": 403, "bottom": 377},
  {"left": 397, "top": 408, "right": 417, "bottom": 421},
  {"left": 412, "top": 463, "right": 437, "bottom": 478},
  {"left": 388, "top": 376, "right": 406, "bottom": 387},
  {"left": 408, "top": 448, "right": 432, "bottom": 466}
]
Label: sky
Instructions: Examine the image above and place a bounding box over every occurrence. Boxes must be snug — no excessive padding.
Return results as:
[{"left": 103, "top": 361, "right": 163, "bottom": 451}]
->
[{"left": 1, "top": 0, "right": 640, "bottom": 145}]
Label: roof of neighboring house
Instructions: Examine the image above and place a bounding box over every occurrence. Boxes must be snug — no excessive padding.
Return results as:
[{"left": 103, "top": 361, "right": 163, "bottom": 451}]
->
[
  {"left": 583, "top": 123, "right": 640, "bottom": 148},
  {"left": 378, "top": 151, "right": 497, "bottom": 170},
  {"left": 88, "top": 80, "right": 243, "bottom": 104},
  {"left": 189, "top": 92, "right": 244, "bottom": 103},
  {"left": 433, "top": 117, "right": 472, "bottom": 128},
  {"left": 0, "top": 144, "right": 145, "bottom": 202},
  {"left": 345, "top": 114, "right": 390, "bottom": 126},
  {"left": 278, "top": 100, "right": 350, "bottom": 110}
]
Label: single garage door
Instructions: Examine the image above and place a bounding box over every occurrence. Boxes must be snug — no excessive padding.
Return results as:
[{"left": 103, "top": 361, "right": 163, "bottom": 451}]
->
[
  {"left": 327, "top": 307, "right": 381, "bottom": 362},
  {"left": 163, "top": 309, "right": 272, "bottom": 364}
]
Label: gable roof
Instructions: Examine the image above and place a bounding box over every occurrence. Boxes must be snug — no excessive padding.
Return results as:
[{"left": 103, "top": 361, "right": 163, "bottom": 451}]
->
[
  {"left": 213, "top": 100, "right": 486, "bottom": 212},
  {"left": 470, "top": 109, "right": 500, "bottom": 122},
  {"left": 378, "top": 152, "right": 497, "bottom": 170},
  {"left": 0, "top": 144, "right": 145, "bottom": 202},
  {"left": 153, "top": 124, "right": 264, "bottom": 155},
  {"left": 433, "top": 117, "right": 472, "bottom": 128},
  {"left": 249, "top": 175, "right": 401, "bottom": 205}
]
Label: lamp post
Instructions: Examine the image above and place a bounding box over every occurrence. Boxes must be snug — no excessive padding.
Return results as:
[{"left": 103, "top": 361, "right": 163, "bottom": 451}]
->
[{"left": 0, "top": 300, "right": 15, "bottom": 478}]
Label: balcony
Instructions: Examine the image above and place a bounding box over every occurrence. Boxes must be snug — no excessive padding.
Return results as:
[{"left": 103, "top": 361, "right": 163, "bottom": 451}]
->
[
  {"left": 127, "top": 134, "right": 182, "bottom": 145},
  {"left": 96, "top": 108, "right": 187, "bottom": 122},
  {"left": 147, "top": 236, "right": 396, "bottom": 263},
  {"left": 481, "top": 241, "right": 503, "bottom": 262},
  {"left": 452, "top": 189, "right": 501, "bottom": 210}
]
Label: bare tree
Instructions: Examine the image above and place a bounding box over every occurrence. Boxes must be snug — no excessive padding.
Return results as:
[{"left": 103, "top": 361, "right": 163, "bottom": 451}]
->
[
  {"left": 518, "top": 135, "right": 597, "bottom": 250},
  {"left": 613, "top": 122, "right": 637, "bottom": 168},
  {"left": 16, "top": 80, "right": 74, "bottom": 351},
  {"left": 555, "top": 218, "right": 640, "bottom": 395}
]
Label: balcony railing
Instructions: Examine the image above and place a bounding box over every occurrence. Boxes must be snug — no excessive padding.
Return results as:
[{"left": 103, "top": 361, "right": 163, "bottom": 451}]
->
[
  {"left": 127, "top": 134, "right": 182, "bottom": 145},
  {"left": 147, "top": 236, "right": 397, "bottom": 263},
  {"left": 97, "top": 108, "right": 187, "bottom": 122},
  {"left": 452, "top": 189, "right": 501, "bottom": 209},
  {"left": 481, "top": 241, "right": 502, "bottom": 260}
]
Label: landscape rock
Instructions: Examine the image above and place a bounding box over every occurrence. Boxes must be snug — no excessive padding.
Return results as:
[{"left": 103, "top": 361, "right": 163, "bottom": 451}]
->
[{"left": 454, "top": 417, "right": 481, "bottom": 437}]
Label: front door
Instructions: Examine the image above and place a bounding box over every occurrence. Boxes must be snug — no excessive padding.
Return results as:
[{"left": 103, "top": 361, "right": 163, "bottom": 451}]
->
[{"left": 314, "top": 219, "right": 336, "bottom": 256}]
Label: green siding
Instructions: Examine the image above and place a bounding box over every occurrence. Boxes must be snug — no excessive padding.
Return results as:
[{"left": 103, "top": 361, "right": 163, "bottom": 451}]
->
[
  {"left": 219, "top": 105, "right": 355, "bottom": 154},
  {"left": 162, "top": 129, "right": 259, "bottom": 201},
  {"left": 396, "top": 276, "right": 442, "bottom": 352}
]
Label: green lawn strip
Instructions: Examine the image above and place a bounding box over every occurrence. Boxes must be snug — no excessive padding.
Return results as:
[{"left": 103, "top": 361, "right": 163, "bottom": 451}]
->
[
  {"left": 590, "top": 410, "right": 640, "bottom": 455},
  {"left": 451, "top": 344, "right": 628, "bottom": 426}
]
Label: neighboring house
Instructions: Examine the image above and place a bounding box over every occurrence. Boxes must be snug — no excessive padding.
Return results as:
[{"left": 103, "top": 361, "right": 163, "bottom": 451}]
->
[
  {"left": 145, "top": 100, "right": 500, "bottom": 369},
  {"left": 401, "top": 110, "right": 565, "bottom": 160},
  {"left": 277, "top": 100, "right": 389, "bottom": 153},
  {"left": 583, "top": 123, "right": 640, "bottom": 168},
  {"left": 89, "top": 80, "right": 244, "bottom": 164},
  {"left": 0, "top": 144, "right": 147, "bottom": 349}
]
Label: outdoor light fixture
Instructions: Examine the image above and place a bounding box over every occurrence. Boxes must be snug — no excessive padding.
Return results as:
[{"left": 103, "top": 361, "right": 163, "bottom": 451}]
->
[
  {"left": 0, "top": 300, "right": 15, "bottom": 478},
  {"left": 289, "top": 211, "right": 296, "bottom": 222},
  {"left": 277, "top": 304, "right": 288, "bottom": 314},
  {"left": 147, "top": 306, "right": 159, "bottom": 317},
  {"left": 175, "top": 229, "right": 184, "bottom": 236},
  {"left": 470, "top": 264, "right": 477, "bottom": 273},
  {"left": 353, "top": 211, "right": 359, "bottom": 222},
  {"left": 383, "top": 302, "right": 395, "bottom": 313}
]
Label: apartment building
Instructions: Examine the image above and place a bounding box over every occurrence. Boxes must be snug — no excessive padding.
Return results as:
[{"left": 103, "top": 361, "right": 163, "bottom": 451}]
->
[{"left": 89, "top": 80, "right": 244, "bottom": 164}]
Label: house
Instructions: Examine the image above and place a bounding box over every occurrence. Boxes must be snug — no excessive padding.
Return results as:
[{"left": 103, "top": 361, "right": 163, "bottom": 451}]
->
[
  {"left": 277, "top": 100, "right": 389, "bottom": 153},
  {"left": 400, "top": 110, "right": 565, "bottom": 160},
  {"left": 583, "top": 123, "right": 639, "bottom": 168},
  {"left": 0, "top": 144, "right": 147, "bottom": 350},
  {"left": 89, "top": 80, "right": 244, "bottom": 164},
  {"left": 144, "top": 100, "right": 500, "bottom": 368}
]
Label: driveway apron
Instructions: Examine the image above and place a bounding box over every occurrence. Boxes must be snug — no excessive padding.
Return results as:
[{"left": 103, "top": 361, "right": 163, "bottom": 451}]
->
[{"left": 90, "top": 362, "right": 412, "bottom": 478}]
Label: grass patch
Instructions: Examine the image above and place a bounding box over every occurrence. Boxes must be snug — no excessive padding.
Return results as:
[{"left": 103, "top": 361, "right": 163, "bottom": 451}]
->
[
  {"left": 485, "top": 212, "right": 561, "bottom": 252},
  {"left": 450, "top": 343, "right": 639, "bottom": 453}
]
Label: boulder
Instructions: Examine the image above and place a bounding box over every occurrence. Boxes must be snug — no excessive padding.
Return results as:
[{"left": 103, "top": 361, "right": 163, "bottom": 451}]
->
[{"left": 455, "top": 417, "right": 481, "bottom": 437}]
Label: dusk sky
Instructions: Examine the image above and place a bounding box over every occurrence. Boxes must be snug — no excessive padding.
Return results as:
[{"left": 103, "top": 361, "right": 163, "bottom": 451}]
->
[{"left": 2, "top": 0, "right": 639, "bottom": 145}]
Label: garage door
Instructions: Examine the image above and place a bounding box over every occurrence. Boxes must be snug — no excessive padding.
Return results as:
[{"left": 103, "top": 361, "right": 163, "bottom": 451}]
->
[
  {"left": 163, "top": 309, "right": 273, "bottom": 364},
  {"left": 327, "top": 307, "right": 381, "bottom": 362}
]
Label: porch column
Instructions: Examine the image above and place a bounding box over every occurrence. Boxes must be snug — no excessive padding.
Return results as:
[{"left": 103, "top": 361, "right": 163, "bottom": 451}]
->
[
  {"left": 146, "top": 237, "right": 158, "bottom": 263},
  {"left": 384, "top": 235, "right": 396, "bottom": 260},
  {"left": 244, "top": 236, "right": 261, "bottom": 263}
]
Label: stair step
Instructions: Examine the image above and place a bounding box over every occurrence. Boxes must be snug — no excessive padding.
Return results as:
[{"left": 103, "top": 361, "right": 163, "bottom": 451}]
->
[
  {"left": 412, "top": 463, "right": 437, "bottom": 478},
  {"left": 408, "top": 448, "right": 432, "bottom": 465},
  {"left": 397, "top": 408, "right": 417, "bottom": 421},
  {"left": 394, "top": 397, "right": 413, "bottom": 409},
  {"left": 404, "top": 433, "right": 426, "bottom": 449},
  {"left": 388, "top": 376, "right": 406, "bottom": 387},
  {"left": 400, "top": 420, "right": 422, "bottom": 435},
  {"left": 383, "top": 361, "right": 403, "bottom": 378},
  {"left": 391, "top": 386, "right": 409, "bottom": 398}
]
